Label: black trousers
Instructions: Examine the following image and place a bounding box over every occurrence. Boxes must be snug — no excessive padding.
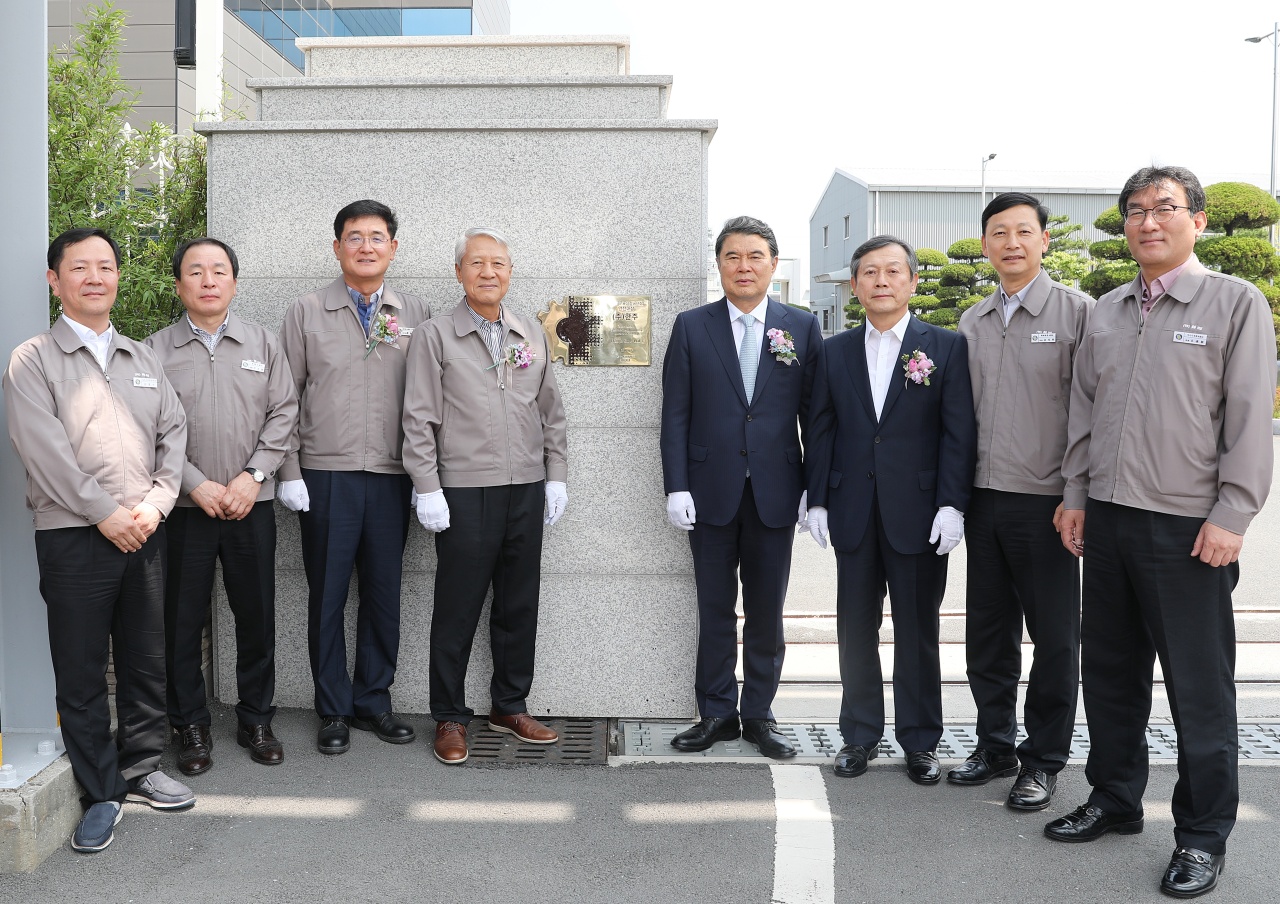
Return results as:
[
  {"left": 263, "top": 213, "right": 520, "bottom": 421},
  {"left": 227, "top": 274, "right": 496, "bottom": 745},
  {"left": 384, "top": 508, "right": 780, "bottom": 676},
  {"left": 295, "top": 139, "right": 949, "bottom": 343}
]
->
[
  {"left": 835, "top": 498, "right": 948, "bottom": 752},
  {"left": 298, "top": 469, "right": 411, "bottom": 718},
  {"left": 430, "top": 482, "right": 544, "bottom": 725},
  {"left": 964, "top": 488, "right": 1080, "bottom": 772},
  {"left": 686, "top": 479, "right": 792, "bottom": 721},
  {"left": 1082, "top": 500, "right": 1239, "bottom": 854},
  {"left": 35, "top": 525, "right": 167, "bottom": 806},
  {"left": 165, "top": 502, "right": 277, "bottom": 728}
]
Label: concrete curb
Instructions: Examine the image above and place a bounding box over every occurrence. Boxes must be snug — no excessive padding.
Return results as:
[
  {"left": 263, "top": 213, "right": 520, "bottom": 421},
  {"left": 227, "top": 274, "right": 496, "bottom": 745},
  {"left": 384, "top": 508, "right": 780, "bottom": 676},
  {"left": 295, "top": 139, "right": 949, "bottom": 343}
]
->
[{"left": 0, "top": 755, "right": 80, "bottom": 873}]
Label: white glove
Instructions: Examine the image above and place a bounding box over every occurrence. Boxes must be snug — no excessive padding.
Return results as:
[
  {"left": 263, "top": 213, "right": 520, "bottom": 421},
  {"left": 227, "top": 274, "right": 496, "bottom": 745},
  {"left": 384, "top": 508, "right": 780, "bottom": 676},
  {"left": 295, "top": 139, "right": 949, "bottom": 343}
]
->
[
  {"left": 410, "top": 489, "right": 418, "bottom": 507},
  {"left": 807, "top": 506, "right": 828, "bottom": 549},
  {"left": 416, "top": 489, "right": 450, "bottom": 532},
  {"left": 929, "top": 506, "right": 964, "bottom": 556},
  {"left": 666, "top": 491, "right": 696, "bottom": 531},
  {"left": 278, "top": 479, "right": 310, "bottom": 512},
  {"left": 796, "top": 490, "right": 809, "bottom": 532},
  {"left": 544, "top": 481, "right": 568, "bottom": 526}
]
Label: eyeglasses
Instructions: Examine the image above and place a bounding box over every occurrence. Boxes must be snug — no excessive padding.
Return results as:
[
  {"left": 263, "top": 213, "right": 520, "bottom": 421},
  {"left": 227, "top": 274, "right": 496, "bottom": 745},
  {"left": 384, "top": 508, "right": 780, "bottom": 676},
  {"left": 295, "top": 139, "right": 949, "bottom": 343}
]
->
[
  {"left": 342, "top": 234, "right": 390, "bottom": 248},
  {"left": 1123, "top": 205, "right": 1193, "bottom": 227}
]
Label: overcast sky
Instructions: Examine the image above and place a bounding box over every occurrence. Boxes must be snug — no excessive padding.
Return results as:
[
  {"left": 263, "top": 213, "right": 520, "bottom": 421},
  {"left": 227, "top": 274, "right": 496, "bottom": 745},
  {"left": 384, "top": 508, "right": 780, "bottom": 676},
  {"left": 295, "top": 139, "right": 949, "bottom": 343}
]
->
[{"left": 511, "top": 0, "right": 1280, "bottom": 294}]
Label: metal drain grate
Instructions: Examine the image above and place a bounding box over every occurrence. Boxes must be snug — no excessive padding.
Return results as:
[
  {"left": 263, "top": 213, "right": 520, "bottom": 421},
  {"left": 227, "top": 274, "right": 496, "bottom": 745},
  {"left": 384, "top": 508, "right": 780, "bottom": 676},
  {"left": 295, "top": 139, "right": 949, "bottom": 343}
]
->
[
  {"left": 464, "top": 718, "right": 608, "bottom": 765},
  {"left": 617, "top": 722, "right": 1280, "bottom": 762}
]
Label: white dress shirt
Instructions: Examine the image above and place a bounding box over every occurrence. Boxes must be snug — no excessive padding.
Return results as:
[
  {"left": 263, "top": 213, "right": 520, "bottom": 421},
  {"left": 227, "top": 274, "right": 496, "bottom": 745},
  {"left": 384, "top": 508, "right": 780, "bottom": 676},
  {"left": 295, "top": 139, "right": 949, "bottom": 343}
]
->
[
  {"left": 864, "top": 310, "right": 911, "bottom": 419},
  {"left": 62, "top": 314, "right": 114, "bottom": 371},
  {"left": 728, "top": 296, "right": 768, "bottom": 360}
]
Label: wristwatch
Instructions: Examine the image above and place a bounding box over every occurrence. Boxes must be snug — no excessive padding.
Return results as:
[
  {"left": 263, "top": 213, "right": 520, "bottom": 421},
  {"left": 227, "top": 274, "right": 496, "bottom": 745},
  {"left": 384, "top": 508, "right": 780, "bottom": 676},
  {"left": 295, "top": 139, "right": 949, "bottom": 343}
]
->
[{"left": 244, "top": 467, "right": 266, "bottom": 483}]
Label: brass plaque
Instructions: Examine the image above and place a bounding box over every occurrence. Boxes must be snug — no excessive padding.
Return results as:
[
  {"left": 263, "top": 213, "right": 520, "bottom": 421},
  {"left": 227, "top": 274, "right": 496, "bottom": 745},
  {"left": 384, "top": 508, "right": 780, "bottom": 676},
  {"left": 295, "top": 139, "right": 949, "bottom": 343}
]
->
[{"left": 538, "top": 295, "right": 651, "bottom": 366}]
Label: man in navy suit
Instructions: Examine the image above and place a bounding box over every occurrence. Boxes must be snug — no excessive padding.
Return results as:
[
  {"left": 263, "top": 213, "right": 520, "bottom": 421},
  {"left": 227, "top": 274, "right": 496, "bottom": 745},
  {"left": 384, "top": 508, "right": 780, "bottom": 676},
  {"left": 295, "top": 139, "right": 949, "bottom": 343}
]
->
[
  {"left": 806, "top": 235, "right": 976, "bottom": 783},
  {"left": 660, "top": 216, "right": 822, "bottom": 759}
]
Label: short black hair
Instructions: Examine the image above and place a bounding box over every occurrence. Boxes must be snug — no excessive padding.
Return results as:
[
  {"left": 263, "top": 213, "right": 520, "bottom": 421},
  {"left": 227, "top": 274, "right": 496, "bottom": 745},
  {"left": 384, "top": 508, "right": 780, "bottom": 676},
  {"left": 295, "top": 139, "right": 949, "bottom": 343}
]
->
[
  {"left": 334, "top": 199, "right": 398, "bottom": 240},
  {"left": 1118, "top": 165, "right": 1206, "bottom": 218},
  {"left": 171, "top": 237, "right": 240, "bottom": 280},
  {"left": 715, "top": 215, "right": 779, "bottom": 258},
  {"left": 850, "top": 235, "right": 918, "bottom": 277},
  {"left": 48, "top": 227, "right": 120, "bottom": 272},
  {"left": 982, "top": 192, "right": 1050, "bottom": 233}
]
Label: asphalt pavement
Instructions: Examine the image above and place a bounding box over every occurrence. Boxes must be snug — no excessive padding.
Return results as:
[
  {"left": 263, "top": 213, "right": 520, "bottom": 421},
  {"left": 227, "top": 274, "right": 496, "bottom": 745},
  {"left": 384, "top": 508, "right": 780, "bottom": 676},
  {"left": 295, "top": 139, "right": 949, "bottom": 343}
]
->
[{"left": 3, "top": 704, "right": 1278, "bottom": 904}]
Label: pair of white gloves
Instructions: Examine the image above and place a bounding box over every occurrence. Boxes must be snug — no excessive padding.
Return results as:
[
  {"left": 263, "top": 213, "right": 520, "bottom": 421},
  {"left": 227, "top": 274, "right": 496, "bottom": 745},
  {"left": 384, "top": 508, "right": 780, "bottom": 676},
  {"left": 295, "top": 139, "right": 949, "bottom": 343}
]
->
[
  {"left": 277, "top": 478, "right": 569, "bottom": 532},
  {"left": 666, "top": 489, "right": 965, "bottom": 556},
  {"left": 666, "top": 489, "right": 813, "bottom": 531},
  {"left": 411, "top": 482, "right": 567, "bottom": 532}
]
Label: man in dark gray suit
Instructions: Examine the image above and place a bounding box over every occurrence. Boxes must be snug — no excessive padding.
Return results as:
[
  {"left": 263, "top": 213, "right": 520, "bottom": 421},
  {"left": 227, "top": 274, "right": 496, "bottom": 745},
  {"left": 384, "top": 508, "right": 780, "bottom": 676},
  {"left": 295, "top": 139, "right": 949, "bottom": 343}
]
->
[{"left": 660, "top": 216, "right": 822, "bottom": 759}]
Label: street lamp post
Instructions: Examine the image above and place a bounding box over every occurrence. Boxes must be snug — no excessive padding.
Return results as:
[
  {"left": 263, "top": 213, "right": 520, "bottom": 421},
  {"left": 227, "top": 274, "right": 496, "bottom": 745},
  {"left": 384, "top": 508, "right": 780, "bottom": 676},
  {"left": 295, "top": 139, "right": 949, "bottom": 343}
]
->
[
  {"left": 1246, "top": 24, "right": 1278, "bottom": 246},
  {"left": 980, "top": 152, "right": 997, "bottom": 210}
]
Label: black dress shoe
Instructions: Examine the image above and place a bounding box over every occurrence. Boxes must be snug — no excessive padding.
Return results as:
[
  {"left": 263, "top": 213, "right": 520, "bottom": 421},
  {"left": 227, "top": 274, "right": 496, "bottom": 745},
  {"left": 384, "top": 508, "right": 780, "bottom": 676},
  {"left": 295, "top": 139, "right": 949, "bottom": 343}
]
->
[
  {"left": 833, "top": 743, "right": 879, "bottom": 778},
  {"left": 946, "top": 747, "right": 1019, "bottom": 785},
  {"left": 174, "top": 724, "right": 213, "bottom": 776},
  {"left": 906, "top": 750, "right": 942, "bottom": 785},
  {"left": 742, "top": 719, "right": 797, "bottom": 759},
  {"left": 1161, "top": 847, "right": 1225, "bottom": 898},
  {"left": 238, "top": 723, "right": 284, "bottom": 765},
  {"left": 316, "top": 716, "right": 350, "bottom": 755},
  {"left": 352, "top": 711, "right": 416, "bottom": 744},
  {"left": 1044, "top": 803, "right": 1144, "bottom": 842},
  {"left": 1007, "top": 767, "right": 1056, "bottom": 811},
  {"left": 670, "top": 715, "right": 740, "bottom": 752}
]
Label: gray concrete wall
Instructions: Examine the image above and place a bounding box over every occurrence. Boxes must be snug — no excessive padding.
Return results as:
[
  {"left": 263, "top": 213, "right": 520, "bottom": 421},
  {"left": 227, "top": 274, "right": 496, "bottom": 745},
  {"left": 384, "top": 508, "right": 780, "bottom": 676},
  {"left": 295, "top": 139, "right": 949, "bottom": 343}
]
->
[{"left": 198, "top": 37, "right": 716, "bottom": 719}]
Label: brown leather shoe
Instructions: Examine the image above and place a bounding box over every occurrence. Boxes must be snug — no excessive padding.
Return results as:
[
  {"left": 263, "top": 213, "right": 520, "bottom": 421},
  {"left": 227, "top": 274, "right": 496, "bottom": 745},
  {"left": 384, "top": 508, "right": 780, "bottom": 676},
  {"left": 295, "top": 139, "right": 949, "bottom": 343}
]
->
[
  {"left": 434, "top": 721, "right": 468, "bottom": 764},
  {"left": 175, "top": 724, "right": 213, "bottom": 776},
  {"left": 487, "top": 711, "right": 558, "bottom": 744},
  {"left": 237, "top": 723, "right": 284, "bottom": 765}
]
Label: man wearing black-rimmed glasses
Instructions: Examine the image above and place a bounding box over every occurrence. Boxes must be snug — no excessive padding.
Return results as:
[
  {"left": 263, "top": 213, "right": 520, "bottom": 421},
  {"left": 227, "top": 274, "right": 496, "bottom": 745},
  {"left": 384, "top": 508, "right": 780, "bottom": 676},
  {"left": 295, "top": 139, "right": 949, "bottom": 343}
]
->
[{"left": 1047, "top": 167, "right": 1276, "bottom": 899}]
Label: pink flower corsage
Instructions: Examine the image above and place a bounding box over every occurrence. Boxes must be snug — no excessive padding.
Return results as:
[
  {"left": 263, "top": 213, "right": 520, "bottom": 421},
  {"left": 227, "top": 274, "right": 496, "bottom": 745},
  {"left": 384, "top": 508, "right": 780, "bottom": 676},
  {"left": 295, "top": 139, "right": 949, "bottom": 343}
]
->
[
  {"left": 488, "top": 341, "right": 535, "bottom": 370},
  {"left": 767, "top": 328, "right": 797, "bottom": 365},
  {"left": 901, "top": 349, "right": 934, "bottom": 386},
  {"left": 364, "top": 312, "right": 399, "bottom": 359}
]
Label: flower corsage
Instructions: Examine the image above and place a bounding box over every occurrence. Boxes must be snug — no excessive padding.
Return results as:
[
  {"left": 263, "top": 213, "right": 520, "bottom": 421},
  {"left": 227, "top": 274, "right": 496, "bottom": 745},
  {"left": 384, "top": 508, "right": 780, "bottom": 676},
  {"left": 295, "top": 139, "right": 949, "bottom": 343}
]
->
[
  {"left": 767, "top": 328, "right": 797, "bottom": 365},
  {"left": 488, "top": 341, "right": 535, "bottom": 370},
  {"left": 901, "top": 349, "right": 935, "bottom": 386},
  {"left": 364, "top": 312, "right": 399, "bottom": 359}
]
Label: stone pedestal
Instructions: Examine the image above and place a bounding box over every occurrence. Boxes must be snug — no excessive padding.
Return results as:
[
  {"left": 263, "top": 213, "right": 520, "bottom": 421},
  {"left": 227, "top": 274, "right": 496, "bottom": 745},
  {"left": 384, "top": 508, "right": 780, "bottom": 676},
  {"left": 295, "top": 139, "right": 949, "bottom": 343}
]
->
[{"left": 196, "top": 36, "right": 716, "bottom": 719}]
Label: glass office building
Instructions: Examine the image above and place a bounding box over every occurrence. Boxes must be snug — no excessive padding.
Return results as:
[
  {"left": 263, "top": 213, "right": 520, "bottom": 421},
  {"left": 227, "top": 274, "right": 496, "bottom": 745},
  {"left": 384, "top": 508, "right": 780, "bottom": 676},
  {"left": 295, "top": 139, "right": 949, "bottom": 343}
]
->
[{"left": 226, "top": 1, "right": 504, "bottom": 71}]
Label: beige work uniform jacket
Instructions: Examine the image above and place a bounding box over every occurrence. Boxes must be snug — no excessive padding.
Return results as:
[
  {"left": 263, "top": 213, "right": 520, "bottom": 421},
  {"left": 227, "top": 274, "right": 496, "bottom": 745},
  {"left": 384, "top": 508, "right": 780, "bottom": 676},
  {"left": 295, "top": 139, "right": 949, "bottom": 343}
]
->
[
  {"left": 1062, "top": 258, "right": 1276, "bottom": 534},
  {"left": 3, "top": 316, "right": 187, "bottom": 529},
  {"left": 959, "top": 271, "right": 1093, "bottom": 495},
  {"left": 277, "top": 278, "right": 430, "bottom": 479},
  {"left": 402, "top": 300, "right": 568, "bottom": 493},
  {"left": 146, "top": 313, "right": 298, "bottom": 506}
]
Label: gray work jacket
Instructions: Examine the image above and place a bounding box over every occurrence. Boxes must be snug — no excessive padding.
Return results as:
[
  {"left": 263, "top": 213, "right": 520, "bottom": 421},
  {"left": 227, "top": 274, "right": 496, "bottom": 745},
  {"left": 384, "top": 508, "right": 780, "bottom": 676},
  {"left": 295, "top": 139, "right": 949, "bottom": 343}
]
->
[
  {"left": 958, "top": 271, "right": 1093, "bottom": 495},
  {"left": 402, "top": 300, "right": 568, "bottom": 493},
  {"left": 1062, "top": 257, "right": 1276, "bottom": 534},
  {"left": 278, "top": 278, "right": 430, "bottom": 479},
  {"left": 146, "top": 312, "right": 298, "bottom": 505},
  {"left": 4, "top": 316, "right": 187, "bottom": 529}
]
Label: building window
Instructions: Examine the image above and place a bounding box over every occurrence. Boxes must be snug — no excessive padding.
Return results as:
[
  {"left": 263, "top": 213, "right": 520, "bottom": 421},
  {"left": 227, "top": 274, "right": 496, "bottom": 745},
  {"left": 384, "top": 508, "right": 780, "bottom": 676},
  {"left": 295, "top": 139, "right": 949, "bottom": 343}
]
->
[
  {"left": 822, "top": 310, "right": 831, "bottom": 331},
  {"left": 843, "top": 215, "right": 850, "bottom": 239},
  {"left": 822, "top": 226, "right": 829, "bottom": 248}
]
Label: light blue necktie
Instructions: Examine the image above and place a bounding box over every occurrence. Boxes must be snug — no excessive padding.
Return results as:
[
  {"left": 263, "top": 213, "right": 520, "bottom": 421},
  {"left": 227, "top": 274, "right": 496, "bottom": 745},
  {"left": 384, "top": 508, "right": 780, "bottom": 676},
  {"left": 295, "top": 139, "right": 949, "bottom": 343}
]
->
[{"left": 739, "top": 313, "right": 759, "bottom": 404}]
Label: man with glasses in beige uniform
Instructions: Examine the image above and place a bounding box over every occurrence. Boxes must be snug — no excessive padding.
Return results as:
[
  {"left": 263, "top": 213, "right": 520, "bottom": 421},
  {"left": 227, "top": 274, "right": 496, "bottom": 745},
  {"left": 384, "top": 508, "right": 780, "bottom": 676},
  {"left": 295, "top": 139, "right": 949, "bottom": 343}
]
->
[
  {"left": 950, "top": 193, "right": 1091, "bottom": 812},
  {"left": 1046, "top": 167, "right": 1276, "bottom": 899},
  {"left": 277, "top": 200, "right": 431, "bottom": 756}
]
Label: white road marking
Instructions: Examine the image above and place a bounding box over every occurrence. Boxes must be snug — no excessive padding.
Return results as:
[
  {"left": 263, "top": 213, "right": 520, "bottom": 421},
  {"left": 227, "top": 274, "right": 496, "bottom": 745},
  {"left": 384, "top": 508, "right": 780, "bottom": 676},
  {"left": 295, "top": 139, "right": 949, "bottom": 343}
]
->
[{"left": 770, "top": 765, "right": 835, "bottom": 904}]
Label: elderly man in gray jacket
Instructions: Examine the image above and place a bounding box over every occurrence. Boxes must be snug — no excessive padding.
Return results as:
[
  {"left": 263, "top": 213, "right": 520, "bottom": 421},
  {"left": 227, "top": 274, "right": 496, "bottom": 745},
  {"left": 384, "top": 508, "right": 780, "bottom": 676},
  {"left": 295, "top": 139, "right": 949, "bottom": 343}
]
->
[
  {"left": 1046, "top": 166, "right": 1276, "bottom": 900},
  {"left": 403, "top": 227, "right": 568, "bottom": 765}
]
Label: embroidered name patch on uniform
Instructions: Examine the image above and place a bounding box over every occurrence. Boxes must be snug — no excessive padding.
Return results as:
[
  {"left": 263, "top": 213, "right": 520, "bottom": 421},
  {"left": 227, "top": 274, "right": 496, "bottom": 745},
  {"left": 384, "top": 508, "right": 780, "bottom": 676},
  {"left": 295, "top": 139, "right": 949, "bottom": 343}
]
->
[
  {"left": 133, "top": 374, "right": 158, "bottom": 388},
  {"left": 1173, "top": 331, "right": 1207, "bottom": 346},
  {"left": 1030, "top": 331, "right": 1057, "bottom": 343},
  {"left": 241, "top": 359, "right": 266, "bottom": 372}
]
